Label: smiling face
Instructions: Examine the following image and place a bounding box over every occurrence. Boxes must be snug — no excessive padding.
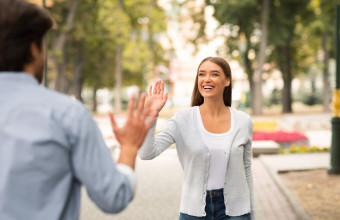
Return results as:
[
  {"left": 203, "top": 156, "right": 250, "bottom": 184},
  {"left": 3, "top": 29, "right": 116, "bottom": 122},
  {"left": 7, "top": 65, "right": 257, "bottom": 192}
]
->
[{"left": 197, "top": 61, "right": 230, "bottom": 101}]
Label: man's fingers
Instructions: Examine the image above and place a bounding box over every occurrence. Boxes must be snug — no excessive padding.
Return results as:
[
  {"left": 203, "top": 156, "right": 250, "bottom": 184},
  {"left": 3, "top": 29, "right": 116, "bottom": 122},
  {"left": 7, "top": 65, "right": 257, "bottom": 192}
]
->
[
  {"left": 137, "top": 93, "right": 146, "bottom": 116},
  {"left": 127, "top": 94, "right": 136, "bottom": 118},
  {"left": 108, "top": 112, "right": 118, "bottom": 131}
]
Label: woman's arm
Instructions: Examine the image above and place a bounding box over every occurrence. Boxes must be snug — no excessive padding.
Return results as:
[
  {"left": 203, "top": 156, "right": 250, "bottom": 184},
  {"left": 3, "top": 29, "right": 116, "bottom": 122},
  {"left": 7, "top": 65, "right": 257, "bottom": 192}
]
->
[
  {"left": 138, "top": 114, "right": 177, "bottom": 160},
  {"left": 138, "top": 80, "right": 176, "bottom": 160}
]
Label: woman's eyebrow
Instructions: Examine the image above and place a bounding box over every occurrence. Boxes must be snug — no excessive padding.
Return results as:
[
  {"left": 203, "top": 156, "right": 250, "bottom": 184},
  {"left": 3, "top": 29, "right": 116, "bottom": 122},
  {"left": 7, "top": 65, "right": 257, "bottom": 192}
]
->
[{"left": 199, "top": 70, "right": 220, "bottom": 73}]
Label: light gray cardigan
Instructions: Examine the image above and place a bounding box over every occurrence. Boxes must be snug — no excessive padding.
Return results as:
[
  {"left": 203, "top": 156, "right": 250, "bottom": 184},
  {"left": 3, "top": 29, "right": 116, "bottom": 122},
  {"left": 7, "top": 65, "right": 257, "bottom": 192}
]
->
[{"left": 138, "top": 106, "right": 255, "bottom": 219}]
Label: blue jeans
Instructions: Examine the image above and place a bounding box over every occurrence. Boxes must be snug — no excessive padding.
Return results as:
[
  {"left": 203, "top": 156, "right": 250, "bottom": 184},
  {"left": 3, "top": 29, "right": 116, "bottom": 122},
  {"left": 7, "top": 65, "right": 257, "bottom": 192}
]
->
[{"left": 179, "top": 189, "right": 250, "bottom": 220}]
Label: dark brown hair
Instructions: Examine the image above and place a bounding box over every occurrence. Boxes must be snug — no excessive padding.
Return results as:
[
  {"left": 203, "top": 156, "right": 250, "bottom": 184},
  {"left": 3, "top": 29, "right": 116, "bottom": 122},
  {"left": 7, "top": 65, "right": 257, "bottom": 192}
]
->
[
  {"left": 191, "top": 57, "right": 232, "bottom": 107},
  {"left": 0, "top": 0, "right": 53, "bottom": 72}
]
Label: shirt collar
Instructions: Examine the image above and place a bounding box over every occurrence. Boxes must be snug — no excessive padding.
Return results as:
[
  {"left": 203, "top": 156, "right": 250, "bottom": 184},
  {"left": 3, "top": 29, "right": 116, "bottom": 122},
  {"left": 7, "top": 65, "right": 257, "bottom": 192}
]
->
[{"left": 0, "top": 72, "right": 39, "bottom": 85}]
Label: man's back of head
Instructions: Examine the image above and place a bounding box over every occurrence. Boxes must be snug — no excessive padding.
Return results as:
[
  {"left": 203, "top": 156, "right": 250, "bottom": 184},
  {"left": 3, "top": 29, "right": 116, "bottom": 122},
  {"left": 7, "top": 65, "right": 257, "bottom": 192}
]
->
[{"left": 0, "top": 0, "right": 53, "bottom": 80}]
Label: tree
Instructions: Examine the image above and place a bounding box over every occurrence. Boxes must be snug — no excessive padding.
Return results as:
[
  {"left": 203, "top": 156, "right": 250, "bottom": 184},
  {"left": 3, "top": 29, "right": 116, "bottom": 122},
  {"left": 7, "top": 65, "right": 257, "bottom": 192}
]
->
[
  {"left": 308, "top": 0, "right": 334, "bottom": 111},
  {"left": 49, "top": 0, "right": 80, "bottom": 93},
  {"left": 268, "top": 0, "right": 310, "bottom": 113},
  {"left": 252, "top": 0, "right": 269, "bottom": 115},
  {"left": 206, "top": 0, "right": 267, "bottom": 115},
  {"left": 47, "top": 0, "right": 169, "bottom": 113},
  {"left": 98, "top": 0, "right": 131, "bottom": 113}
]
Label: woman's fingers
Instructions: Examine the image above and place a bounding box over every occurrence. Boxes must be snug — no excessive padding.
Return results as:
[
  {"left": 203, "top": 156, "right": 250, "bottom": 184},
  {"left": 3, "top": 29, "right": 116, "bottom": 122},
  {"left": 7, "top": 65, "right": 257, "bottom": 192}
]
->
[
  {"left": 157, "top": 80, "right": 162, "bottom": 94},
  {"left": 154, "top": 81, "right": 158, "bottom": 94},
  {"left": 148, "top": 85, "right": 152, "bottom": 96},
  {"left": 160, "top": 81, "right": 164, "bottom": 95},
  {"left": 163, "top": 92, "right": 168, "bottom": 103},
  {"left": 149, "top": 80, "right": 165, "bottom": 96}
]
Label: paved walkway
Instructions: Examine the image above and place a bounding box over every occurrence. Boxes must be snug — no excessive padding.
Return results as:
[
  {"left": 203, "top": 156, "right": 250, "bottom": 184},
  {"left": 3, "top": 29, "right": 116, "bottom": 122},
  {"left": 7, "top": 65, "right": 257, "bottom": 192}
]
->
[
  {"left": 257, "top": 153, "right": 329, "bottom": 220},
  {"left": 80, "top": 150, "right": 182, "bottom": 220},
  {"left": 79, "top": 150, "right": 330, "bottom": 220},
  {"left": 253, "top": 158, "right": 299, "bottom": 220}
]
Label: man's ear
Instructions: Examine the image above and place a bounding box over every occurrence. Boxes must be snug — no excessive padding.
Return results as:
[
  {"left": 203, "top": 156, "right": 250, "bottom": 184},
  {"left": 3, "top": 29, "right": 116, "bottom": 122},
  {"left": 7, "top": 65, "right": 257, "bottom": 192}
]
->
[{"left": 30, "top": 41, "right": 40, "bottom": 60}]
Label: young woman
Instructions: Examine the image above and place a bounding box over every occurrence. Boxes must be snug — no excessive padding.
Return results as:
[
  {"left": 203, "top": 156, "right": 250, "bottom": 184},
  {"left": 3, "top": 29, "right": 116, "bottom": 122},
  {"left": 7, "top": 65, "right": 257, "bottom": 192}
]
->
[{"left": 139, "top": 57, "right": 255, "bottom": 220}]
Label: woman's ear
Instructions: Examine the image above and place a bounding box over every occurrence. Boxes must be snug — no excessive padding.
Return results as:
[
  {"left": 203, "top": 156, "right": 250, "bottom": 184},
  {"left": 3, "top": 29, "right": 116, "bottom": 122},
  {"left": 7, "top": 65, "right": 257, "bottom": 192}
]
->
[{"left": 225, "top": 77, "right": 231, "bottom": 87}]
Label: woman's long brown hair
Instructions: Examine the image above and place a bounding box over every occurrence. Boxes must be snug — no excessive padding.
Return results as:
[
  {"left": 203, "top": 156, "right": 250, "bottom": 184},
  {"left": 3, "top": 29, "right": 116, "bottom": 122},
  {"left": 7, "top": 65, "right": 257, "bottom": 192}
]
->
[{"left": 191, "top": 57, "right": 232, "bottom": 107}]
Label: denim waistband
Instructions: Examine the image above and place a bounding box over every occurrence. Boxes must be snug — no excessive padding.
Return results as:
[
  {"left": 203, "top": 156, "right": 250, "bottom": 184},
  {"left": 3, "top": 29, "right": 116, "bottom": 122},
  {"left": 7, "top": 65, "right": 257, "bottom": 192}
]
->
[{"left": 206, "top": 188, "right": 224, "bottom": 197}]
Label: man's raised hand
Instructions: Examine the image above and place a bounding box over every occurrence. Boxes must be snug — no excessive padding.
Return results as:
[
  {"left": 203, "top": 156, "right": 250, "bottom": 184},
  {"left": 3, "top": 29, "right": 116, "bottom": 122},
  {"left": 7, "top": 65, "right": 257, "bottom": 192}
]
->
[{"left": 109, "top": 93, "right": 155, "bottom": 169}]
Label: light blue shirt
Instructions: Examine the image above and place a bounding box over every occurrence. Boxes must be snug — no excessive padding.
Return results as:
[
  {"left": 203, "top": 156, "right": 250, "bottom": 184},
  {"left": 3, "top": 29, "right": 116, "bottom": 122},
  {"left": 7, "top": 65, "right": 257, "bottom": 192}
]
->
[{"left": 0, "top": 73, "right": 136, "bottom": 220}]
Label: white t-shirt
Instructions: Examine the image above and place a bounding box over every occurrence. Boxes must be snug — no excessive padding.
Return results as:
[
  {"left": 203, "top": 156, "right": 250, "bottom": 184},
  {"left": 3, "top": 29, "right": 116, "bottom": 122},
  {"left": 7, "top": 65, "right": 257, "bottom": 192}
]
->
[{"left": 196, "top": 107, "right": 234, "bottom": 190}]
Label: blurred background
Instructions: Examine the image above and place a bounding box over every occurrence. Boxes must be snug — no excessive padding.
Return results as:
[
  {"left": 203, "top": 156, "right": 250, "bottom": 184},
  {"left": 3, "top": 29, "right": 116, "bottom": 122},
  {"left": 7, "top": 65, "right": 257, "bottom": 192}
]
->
[{"left": 29, "top": 0, "right": 336, "bottom": 116}]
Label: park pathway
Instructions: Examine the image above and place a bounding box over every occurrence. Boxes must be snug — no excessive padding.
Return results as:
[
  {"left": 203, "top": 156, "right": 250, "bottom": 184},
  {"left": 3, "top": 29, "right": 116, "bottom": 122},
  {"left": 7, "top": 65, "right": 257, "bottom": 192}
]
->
[
  {"left": 253, "top": 159, "right": 299, "bottom": 220},
  {"left": 80, "top": 149, "right": 300, "bottom": 220}
]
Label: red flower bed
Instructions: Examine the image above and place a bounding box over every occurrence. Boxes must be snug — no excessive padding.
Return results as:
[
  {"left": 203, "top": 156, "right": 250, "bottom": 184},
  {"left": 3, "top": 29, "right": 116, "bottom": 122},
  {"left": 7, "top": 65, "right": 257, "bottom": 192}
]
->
[{"left": 253, "top": 131, "right": 308, "bottom": 143}]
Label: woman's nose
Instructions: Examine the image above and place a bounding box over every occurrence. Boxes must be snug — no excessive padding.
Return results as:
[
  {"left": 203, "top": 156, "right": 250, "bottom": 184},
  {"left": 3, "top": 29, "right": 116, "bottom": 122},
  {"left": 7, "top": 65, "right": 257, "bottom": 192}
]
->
[{"left": 204, "top": 76, "right": 212, "bottom": 82}]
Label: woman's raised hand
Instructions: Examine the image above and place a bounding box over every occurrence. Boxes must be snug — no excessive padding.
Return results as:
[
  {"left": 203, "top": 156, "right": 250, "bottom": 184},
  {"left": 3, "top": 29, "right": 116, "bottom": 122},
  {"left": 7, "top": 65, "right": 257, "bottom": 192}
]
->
[{"left": 147, "top": 80, "right": 168, "bottom": 117}]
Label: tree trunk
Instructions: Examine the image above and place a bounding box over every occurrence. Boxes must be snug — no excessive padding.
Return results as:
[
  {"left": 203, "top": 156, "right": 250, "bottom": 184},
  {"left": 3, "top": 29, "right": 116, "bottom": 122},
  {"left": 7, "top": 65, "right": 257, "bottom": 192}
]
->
[
  {"left": 55, "top": 41, "right": 69, "bottom": 93},
  {"left": 52, "top": 0, "right": 79, "bottom": 94},
  {"left": 244, "top": 55, "right": 254, "bottom": 111},
  {"left": 322, "top": 30, "right": 331, "bottom": 112},
  {"left": 114, "top": 46, "right": 122, "bottom": 114},
  {"left": 252, "top": 0, "right": 269, "bottom": 115},
  {"left": 244, "top": 39, "right": 254, "bottom": 108},
  {"left": 278, "top": 44, "right": 293, "bottom": 113},
  {"left": 92, "top": 87, "right": 98, "bottom": 112},
  {"left": 114, "top": 0, "right": 124, "bottom": 113},
  {"left": 73, "top": 56, "right": 84, "bottom": 101}
]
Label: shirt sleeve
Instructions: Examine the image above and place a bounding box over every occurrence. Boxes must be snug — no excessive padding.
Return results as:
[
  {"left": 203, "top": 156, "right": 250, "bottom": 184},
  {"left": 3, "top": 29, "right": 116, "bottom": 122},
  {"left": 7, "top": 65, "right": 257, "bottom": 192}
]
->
[
  {"left": 138, "top": 115, "right": 177, "bottom": 160},
  {"left": 244, "top": 119, "right": 255, "bottom": 220},
  {"left": 70, "top": 109, "right": 134, "bottom": 214},
  {"left": 116, "top": 164, "right": 137, "bottom": 195}
]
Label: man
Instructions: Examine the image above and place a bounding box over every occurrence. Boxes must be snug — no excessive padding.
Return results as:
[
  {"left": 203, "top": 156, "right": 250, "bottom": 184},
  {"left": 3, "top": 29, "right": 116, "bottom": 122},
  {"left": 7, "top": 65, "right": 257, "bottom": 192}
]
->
[{"left": 0, "top": 0, "right": 154, "bottom": 219}]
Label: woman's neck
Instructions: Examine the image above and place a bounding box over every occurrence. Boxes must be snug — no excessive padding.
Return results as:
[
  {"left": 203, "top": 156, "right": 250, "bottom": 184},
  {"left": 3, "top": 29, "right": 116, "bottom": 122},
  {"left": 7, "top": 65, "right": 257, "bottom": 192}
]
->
[{"left": 199, "top": 99, "right": 227, "bottom": 117}]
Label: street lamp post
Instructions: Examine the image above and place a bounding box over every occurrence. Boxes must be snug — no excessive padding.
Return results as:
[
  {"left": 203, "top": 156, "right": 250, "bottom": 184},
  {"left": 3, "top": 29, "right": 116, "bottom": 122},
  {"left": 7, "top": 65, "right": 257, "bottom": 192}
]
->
[{"left": 329, "top": 0, "right": 340, "bottom": 174}]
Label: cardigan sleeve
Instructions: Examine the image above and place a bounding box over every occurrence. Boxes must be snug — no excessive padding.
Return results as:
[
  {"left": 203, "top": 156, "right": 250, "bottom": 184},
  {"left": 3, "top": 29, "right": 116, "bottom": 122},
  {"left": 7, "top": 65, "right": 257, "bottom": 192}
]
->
[
  {"left": 138, "top": 114, "right": 177, "bottom": 160},
  {"left": 244, "top": 119, "right": 255, "bottom": 220}
]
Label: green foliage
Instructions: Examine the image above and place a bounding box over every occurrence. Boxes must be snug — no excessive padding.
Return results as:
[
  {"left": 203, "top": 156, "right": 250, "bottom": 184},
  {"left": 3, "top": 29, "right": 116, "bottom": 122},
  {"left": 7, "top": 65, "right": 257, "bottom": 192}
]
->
[
  {"left": 203, "top": 0, "right": 334, "bottom": 112},
  {"left": 279, "top": 145, "right": 329, "bottom": 154},
  {"left": 209, "top": 0, "right": 260, "bottom": 37},
  {"left": 48, "top": 0, "right": 169, "bottom": 92}
]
